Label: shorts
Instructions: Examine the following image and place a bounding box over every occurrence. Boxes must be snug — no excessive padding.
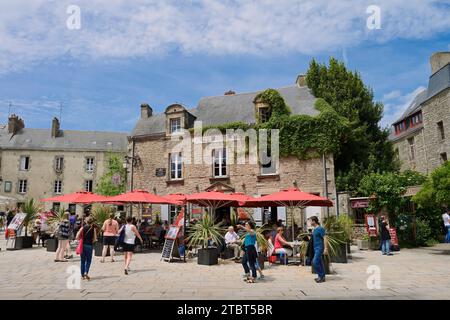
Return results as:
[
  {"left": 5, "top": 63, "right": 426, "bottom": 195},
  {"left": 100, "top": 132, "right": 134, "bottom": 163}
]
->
[
  {"left": 103, "top": 236, "right": 116, "bottom": 246},
  {"left": 122, "top": 243, "right": 135, "bottom": 252}
]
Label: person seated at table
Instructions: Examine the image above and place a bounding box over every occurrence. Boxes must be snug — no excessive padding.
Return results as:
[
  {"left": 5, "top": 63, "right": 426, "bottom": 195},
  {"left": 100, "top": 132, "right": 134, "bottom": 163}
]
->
[
  {"left": 153, "top": 222, "right": 163, "bottom": 238},
  {"left": 225, "top": 226, "right": 241, "bottom": 260},
  {"left": 274, "top": 227, "right": 293, "bottom": 257}
]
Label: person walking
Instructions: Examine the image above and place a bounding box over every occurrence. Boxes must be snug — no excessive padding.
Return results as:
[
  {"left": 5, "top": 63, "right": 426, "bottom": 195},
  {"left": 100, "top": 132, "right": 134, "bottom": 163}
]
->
[
  {"left": 121, "top": 216, "right": 143, "bottom": 275},
  {"left": 76, "top": 217, "right": 97, "bottom": 281},
  {"left": 380, "top": 216, "right": 393, "bottom": 255},
  {"left": 101, "top": 213, "right": 119, "bottom": 263},
  {"left": 442, "top": 210, "right": 450, "bottom": 243},
  {"left": 309, "top": 216, "right": 328, "bottom": 283},
  {"left": 54, "top": 213, "right": 70, "bottom": 262},
  {"left": 238, "top": 221, "right": 258, "bottom": 284}
]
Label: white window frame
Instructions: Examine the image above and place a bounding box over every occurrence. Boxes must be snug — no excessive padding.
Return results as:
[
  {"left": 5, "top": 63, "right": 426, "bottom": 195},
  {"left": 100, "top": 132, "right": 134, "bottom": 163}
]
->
[
  {"left": 84, "top": 180, "right": 93, "bottom": 192},
  {"left": 55, "top": 156, "right": 64, "bottom": 172},
  {"left": 18, "top": 179, "right": 27, "bottom": 194},
  {"left": 170, "top": 118, "right": 182, "bottom": 134},
  {"left": 86, "top": 157, "right": 95, "bottom": 172},
  {"left": 19, "top": 156, "right": 30, "bottom": 171},
  {"left": 170, "top": 153, "right": 183, "bottom": 180},
  {"left": 213, "top": 148, "right": 227, "bottom": 178},
  {"left": 54, "top": 180, "right": 62, "bottom": 194}
]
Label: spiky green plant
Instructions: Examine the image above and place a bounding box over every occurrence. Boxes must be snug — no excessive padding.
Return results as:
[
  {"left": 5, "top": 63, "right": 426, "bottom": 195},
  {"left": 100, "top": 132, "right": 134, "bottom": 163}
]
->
[
  {"left": 91, "top": 206, "right": 112, "bottom": 229},
  {"left": 297, "top": 231, "right": 345, "bottom": 258},
  {"left": 230, "top": 208, "right": 238, "bottom": 227},
  {"left": 22, "top": 198, "right": 40, "bottom": 236},
  {"left": 187, "top": 214, "right": 225, "bottom": 249}
]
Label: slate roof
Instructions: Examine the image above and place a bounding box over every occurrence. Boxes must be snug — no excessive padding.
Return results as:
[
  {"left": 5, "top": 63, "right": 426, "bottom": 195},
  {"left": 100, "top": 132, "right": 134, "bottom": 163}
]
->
[
  {"left": 132, "top": 84, "right": 318, "bottom": 137},
  {"left": 0, "top": 126, "right": 128, "bottom": 152}
]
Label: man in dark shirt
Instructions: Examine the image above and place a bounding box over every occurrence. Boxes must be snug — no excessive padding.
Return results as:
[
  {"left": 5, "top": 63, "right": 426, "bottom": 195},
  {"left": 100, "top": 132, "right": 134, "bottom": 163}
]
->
[{"left": 380, "top": 216, "right": 393, "bottom": 256}]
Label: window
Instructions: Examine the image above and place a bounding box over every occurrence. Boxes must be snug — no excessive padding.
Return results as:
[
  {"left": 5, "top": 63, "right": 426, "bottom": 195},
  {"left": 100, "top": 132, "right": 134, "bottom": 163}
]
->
[
  {"left": 170, "top": 118, "right": 181, "bottom": 134},
  {"left": 18, "top": 179, "right": 27, "bottom": 194},
  {"left": 441, "top": 152, "right": 448, "bottom": 164},
  {"left": 4, "top": 181, "right": 12, "bottom": 193},
  {"left": 55, "top": 156, "right": 64, "bottom": 172},
  {"left": 19, "top": 156, "right": 30, "bottom": 171},
  {"left": 54, "top": 180, "right": 62, "bottom": 194},
  {"left": 408, "top": 137, "right": 415, "bottom": 160},
  {"left": 260, "top": 150, "right": 278, "bottom": 175},
  {"left": 258, "top": 107, "right": 271, "bottom": 123},
  {"left": 438, "top": 121, "right": 446, "bottom": 140},
  {"left": 86, "top": 157, "right": 95, "bottom": 172},
  {"left": 212, "top": 148, "right": 227, "bottom": 177},
  {"left": 170, "top": 153, "right": 182, "bottom": 180},
  {"left": 84, "top": 180, "right": 93, "bottom": 192},
  {"left": 169, "top": 205, "right": 180, "bottom": 224}
]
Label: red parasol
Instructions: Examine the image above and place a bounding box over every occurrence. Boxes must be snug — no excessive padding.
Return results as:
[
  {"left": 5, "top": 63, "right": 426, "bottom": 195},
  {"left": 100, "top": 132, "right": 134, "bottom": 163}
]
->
[
  {"left": 243, "top": 188, "right": 333, "bottom": 208},
  {"left": 163, "top": 193, "right": 187, "bottom": 206},
  {"left": 41, "top": 191, "right": 110, "bottom": 204},
  {"left": 100, "top": 189, "right": 177, "bottom": 204}
]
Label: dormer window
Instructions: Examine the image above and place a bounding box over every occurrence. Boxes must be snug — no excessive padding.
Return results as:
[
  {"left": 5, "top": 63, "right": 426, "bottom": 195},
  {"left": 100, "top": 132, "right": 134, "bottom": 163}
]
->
[
  {"left": 170, "top": 118, "right": 181, "bottom": 134},
  {"left": 258, "top": 107, "right": 271, "bottom": 123}
]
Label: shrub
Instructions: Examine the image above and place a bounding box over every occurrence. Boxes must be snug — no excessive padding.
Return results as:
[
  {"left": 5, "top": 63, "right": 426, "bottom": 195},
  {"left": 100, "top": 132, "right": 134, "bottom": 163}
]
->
[{"left": 415, "top": 218, "right": 432, "bottom": 247}]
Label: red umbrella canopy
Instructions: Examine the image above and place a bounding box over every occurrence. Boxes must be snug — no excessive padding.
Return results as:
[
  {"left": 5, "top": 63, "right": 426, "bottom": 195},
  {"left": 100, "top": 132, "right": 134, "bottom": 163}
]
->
[
  {"left": 41, "top": 191, "right": 110, "bottom": 204},
  {"left": 185, "top": 190, "right": 250, "bottom": 209},
  {"left": 163, "top": 193, "right": 187, "bottom": 205},
  {"left": 102, "top": 189, "right": 177, "bottom": 204},
  {"left": 244, "top": 188, "right": 333, "bottom": 208}
]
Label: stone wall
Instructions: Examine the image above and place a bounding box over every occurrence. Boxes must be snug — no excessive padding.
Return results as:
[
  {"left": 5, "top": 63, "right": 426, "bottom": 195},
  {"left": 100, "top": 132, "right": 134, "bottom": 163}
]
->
[
  {"left": 421, "top": 88, "right": 450, "bottom": 172},
  {"left": 131, "top": 135, "right": 337, "bottom": 225}
]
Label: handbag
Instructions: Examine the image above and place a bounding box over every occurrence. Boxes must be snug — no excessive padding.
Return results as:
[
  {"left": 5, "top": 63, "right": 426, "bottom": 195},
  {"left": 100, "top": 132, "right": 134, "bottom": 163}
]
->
[
  {"left": 75, "top": 226, "right": 84, "bottom": 255},
  {"left": 117, "top": 225, "right": 126, "bottom": 245}
]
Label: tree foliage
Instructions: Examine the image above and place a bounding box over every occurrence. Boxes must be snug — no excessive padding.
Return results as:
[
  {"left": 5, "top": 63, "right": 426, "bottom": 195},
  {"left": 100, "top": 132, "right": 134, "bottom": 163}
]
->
[
  {"left": 95, "top": 153, "right": 127, "bottom": 196},
  {"left": 306, "top": 57, "right": 399, "bottom": 192},
  {"left": 414, "top": 161, "right": 450, "bottom": 208}
]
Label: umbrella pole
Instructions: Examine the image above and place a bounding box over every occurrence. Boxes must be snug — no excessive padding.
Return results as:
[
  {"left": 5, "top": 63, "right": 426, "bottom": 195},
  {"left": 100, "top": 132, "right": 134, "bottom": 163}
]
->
[{"left": 291, "top": 207, "right": 295, "bottom": 242}]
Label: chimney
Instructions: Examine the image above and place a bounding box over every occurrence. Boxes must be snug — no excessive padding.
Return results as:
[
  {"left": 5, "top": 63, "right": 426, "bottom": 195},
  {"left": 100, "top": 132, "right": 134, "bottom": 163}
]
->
[
  {"left": 140, "top": 103, "right": 153, "bottom": 119},
  {"left": 51, "top": 117, "right": 60, "bottom": 138},
  {"left": 430, "top": 52, "right": 450, "bottom": 74},
  {"left": 296, "top": 74, "right": 307, "bottom": 87},
  {"left": 7, "top": 114, "right": 24, "bottom": 135},
  {"left": 224, "top": 90, "right": 236, "bottom": 95}
]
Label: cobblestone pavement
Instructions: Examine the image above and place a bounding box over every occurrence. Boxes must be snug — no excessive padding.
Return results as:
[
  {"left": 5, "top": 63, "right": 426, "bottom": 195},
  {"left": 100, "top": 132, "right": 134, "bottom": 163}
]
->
[{"left": 0, "top": 236, "right": 449, "bottom": 300}]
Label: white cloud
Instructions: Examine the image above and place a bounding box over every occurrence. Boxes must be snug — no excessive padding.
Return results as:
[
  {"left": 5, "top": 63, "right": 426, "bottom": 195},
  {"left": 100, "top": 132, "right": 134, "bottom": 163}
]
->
[
  {"left": 381, "top": 86, "right": 427, "bottom": 128},
  {"left": 0, "top": 0, "right": 449, "bottom": 75}
]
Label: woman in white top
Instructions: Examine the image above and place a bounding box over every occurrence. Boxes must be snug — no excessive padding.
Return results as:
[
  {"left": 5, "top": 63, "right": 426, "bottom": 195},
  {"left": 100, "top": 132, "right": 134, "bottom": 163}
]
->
[{"left": 120, "top": 216, "right": 143, "bottom": 275}]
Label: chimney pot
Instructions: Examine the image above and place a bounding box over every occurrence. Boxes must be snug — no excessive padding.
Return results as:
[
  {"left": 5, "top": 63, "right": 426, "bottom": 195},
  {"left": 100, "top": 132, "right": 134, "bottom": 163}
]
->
[{"left": 140, "top": 103, "right": 153, "bottom": 119}]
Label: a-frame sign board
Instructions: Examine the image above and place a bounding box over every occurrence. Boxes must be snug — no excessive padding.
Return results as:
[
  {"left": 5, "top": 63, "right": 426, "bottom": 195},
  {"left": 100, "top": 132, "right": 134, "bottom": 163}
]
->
[{"left": 161, "top": 238, "right": 181, "bottom": 262}]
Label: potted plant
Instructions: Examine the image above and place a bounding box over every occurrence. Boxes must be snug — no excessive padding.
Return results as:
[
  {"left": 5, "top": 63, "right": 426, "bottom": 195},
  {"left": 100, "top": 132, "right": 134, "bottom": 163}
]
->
[
  {"left": 187, "top": 214, "right": 225, "bottom": 266},
  {"left": 17, "top": 199, "right": 40, "bottom": 249},
  {"left": 357, "top": 234, "right": 370, "bottom": 250},
  {"left": 323, "top": 216, "right": 350, "bottom": 263},
  {"left": 91, "top": 206, "right": 112, "bottom": 256},
  {"left": 46, "top": 208, "right": 67, "bottom": 252}
]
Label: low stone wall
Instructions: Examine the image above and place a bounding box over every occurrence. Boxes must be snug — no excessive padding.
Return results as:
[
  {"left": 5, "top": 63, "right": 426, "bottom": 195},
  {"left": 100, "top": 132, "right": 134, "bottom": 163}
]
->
[{"left": 352, "top": 224, "right": 367, "bottom": 241}]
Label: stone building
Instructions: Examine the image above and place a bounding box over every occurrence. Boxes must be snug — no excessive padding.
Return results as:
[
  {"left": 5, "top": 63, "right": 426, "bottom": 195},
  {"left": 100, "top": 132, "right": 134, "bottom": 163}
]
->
[
  {"left": 390, "top": 52, "right": 450, "bottom": 174},
  {"left": 129, "top": 75, "right": 337, "bottom": 228},
  {"left": 0, "top": 115, "right": 128, "bottom": 215}
]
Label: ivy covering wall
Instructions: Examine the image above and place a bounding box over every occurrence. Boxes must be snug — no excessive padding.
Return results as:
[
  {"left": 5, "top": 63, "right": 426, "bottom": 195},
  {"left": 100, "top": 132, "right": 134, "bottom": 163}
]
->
[{"left": 196, "top": 88, "right": 349, "bottom": 160}]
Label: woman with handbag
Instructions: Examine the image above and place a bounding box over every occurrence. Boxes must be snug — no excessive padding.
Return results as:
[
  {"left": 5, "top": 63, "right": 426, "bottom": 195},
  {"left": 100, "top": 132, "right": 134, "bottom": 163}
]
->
[
  {"left": 120, "top": 216, "right": 143, "bottom": 275},
  {"left": 76, "top": 217, "right": 97, "bottom": 280}
]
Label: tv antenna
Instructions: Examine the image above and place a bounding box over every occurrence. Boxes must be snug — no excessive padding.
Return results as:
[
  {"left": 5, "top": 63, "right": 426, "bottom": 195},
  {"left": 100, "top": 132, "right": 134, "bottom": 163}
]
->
[
  {"left": 8, "top": 101, "right": 12, "bottom": 116},
  {"left": 59, "top": 102, "right": 63, "bottom": 123}
]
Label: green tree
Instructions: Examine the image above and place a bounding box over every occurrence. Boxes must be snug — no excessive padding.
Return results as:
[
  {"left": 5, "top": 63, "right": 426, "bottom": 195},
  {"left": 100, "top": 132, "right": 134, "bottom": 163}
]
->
[
  {"left": 95, "top": 153, "right": 127, "bottom": 196},
  {"left": 306, "top": 58, "right": 399, "bottom": 192},
  {"left": 359, "top": 170, "right": 427, "bottom": 221}
]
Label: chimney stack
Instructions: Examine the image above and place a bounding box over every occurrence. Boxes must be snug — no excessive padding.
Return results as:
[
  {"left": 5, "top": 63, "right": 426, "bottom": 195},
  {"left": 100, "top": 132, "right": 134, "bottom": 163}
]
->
[
  {"left": 7, "top": 114, "right": 24, "bottom": 135},
  {"left": 430, "top": 52, "right": 450, "bottom": 74},
  {"left": 224, "top": 90, "right": 236, "bottom": 95},
  {"left": 140, "top": 103, "right": 153, "bottom": 119},
  {"left": 51, "top": 117, "right": 60, "bottom": 138},
  {"left": 296, "top": 74, "right": 307, "bottom": 87}
]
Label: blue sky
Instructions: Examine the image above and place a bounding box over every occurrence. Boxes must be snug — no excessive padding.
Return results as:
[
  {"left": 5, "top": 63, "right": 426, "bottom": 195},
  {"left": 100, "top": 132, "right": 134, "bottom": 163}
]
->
[{"left": 1, "top": 0, "right": 450, "bottom": 133}]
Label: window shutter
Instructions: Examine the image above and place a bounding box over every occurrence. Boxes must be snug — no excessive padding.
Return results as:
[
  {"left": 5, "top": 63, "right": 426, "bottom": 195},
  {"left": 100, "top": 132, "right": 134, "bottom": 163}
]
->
[
  {"left": 160, "top": 204, "right": 169, "bottom": 222},
  {"left": 277, "top": 207, "right": 286, "bottom": 225}
]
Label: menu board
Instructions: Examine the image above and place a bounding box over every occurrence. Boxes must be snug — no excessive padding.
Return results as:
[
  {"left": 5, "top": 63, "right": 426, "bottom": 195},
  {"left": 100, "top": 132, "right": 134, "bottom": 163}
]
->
[{"left": 7, "top": 213, "right": 26, "bottom": 231}]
